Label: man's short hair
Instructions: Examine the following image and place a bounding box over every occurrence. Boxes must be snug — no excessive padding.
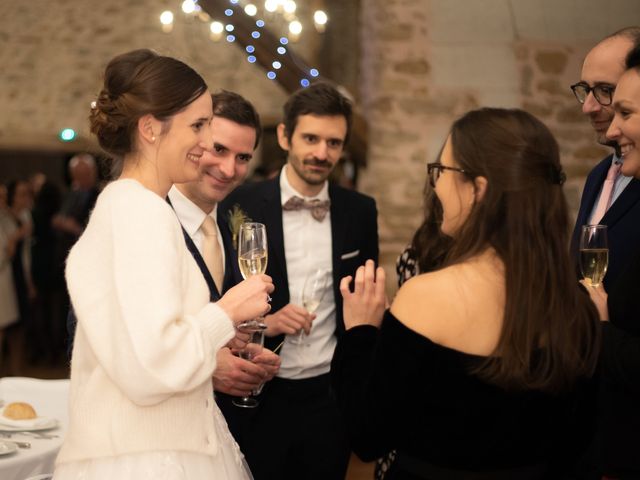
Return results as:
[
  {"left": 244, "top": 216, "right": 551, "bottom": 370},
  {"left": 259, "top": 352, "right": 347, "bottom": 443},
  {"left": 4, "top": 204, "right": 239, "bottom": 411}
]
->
[
  {"left": 211, "top": 90, "right": 262, "bottom": 149},
  {"left": 606, "top": 26, "right": 640, "bottom": 45},
  {"left": 282, "top": 82, "right": 353, "bottom": 144},
  {"left": 626, "top": 42, "right": 640, "bottom": 70}
]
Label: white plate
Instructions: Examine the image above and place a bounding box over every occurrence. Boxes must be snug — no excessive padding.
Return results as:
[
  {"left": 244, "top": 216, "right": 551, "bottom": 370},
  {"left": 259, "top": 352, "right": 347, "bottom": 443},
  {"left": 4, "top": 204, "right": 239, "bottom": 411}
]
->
[
  {"left": 0, "top": 441, "right": 18, "bottom": 456},
  {"left": 0, "top": 418, "right": 59, "bottom": 432}
]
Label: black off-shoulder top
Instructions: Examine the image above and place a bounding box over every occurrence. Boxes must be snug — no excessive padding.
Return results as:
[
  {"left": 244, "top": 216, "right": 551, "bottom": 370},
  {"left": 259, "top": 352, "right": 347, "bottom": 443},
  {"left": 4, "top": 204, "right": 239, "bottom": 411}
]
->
[{"left": 331, "top": 311, "right": 596, "bottom": 478}]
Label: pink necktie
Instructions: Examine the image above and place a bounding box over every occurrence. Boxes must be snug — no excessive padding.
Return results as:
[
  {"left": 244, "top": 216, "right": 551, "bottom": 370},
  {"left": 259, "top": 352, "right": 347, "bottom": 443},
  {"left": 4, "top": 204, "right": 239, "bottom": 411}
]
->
[{"left": 591, "top": 162, "right": 621, "bottom": 225}]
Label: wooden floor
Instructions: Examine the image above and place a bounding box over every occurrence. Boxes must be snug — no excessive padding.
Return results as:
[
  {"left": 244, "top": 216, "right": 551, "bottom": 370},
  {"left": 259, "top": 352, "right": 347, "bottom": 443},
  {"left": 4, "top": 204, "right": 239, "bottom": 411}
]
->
[{"left": 2, "top": 349, "right": 375, "bottom": 480}]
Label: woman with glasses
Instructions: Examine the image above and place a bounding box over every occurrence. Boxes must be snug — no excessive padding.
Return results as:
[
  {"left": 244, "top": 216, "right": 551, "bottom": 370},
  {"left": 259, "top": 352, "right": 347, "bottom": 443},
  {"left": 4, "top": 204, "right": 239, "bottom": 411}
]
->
[
  {"left": 332, "top": 108, "right": 600, "bottom": 479},
  {"left": 582, "top": 43, "right": 640, "bottom": 479}
]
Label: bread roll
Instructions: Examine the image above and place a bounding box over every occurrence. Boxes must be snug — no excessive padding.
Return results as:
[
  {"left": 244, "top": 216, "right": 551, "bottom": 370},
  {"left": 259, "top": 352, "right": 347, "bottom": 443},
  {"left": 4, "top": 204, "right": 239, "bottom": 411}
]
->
[{"left": 3, "top": 402, "right": 37, "bottom": 420}]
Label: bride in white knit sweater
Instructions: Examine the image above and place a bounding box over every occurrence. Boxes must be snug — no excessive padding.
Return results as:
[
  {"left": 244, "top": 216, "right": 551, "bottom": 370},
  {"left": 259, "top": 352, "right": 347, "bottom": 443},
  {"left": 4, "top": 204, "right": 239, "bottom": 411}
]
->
[{"left": 53, "top": 49, "right": 273, "bottom": 480}]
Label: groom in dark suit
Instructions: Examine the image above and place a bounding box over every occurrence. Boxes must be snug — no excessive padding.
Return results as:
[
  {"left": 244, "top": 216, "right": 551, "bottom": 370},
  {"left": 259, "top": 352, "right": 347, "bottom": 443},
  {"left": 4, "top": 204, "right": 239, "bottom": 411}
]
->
[
  {"left": 168, "top": 90, "right": 280, "bottom": 405},
  {"left": 222, "top": 82, "right": 379, "bottom": 480},
  {"left": 570, "top": 27, "right": 640, "bottom": 290}
]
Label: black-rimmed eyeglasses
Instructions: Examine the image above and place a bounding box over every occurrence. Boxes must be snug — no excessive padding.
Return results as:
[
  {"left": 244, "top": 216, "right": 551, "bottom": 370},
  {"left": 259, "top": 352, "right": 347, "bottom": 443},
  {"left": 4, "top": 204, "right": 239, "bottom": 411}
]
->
[
  {"left": 570, "top": 82, "right": 615, "bottom": 106},
  {"left": 427, "top": 162, "right": 469, "bottom": 188}
]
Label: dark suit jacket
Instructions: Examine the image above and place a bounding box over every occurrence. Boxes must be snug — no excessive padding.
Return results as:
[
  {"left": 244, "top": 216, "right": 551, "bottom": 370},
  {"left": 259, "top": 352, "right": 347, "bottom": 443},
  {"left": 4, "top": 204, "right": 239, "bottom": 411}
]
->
[
  {"left": 570, "top": 154, "right": 640, "bottom": 290},
  {"left": 596, "top": 251, "right": 640, "bottom": 476},
  {"left": 221, "top": 175, "right": 379, "bottom": 353}
]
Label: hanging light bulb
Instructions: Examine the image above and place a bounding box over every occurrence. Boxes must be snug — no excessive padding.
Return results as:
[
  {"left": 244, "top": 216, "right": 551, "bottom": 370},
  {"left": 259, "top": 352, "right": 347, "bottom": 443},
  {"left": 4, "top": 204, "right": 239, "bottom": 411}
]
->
[
  {"left": 283, "top": 0, "right": 296, "bottom": 14},
  {"left": 264, "top": 0, "right": 278, "bottom": 13},
  {"left": 181, "top": 0, "right": 196, "bottom": 14},
  {"left": 244, "top": 4, "right": 258, "bottom": 16},
  {"left": 313, "top": 10, "right": 328, "bottom": 32},
  {"left": 210, "top": 21, "right": 224, "bottom": 41},
  {"left": 288, "top": 20, "right": 302, "bottom": 41},
  {"left": 160, "top": 11, "right": 174, "bottom": 33}
]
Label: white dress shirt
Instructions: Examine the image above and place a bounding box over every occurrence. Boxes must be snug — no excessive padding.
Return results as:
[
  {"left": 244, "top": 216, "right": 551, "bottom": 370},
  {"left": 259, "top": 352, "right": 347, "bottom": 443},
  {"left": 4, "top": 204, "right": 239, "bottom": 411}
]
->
[
  {"left": 278, "top": 165, "right": 336, "bottom": 380},
  {"left": 168, "top": 185, "right": 226, "bottom": 270}
]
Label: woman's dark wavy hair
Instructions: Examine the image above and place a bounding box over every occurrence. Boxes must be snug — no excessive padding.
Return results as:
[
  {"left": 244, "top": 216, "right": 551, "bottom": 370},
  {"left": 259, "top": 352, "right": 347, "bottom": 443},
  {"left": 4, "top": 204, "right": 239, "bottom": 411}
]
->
[
  {"left": 408, "top": 178, "right": 452, "bottom": 274},
  {"left": 444, "top": 108, "right": 600, "bottom": 393},
  {"left": 90, "top": 49, "right": 208, "bottom": 162}
]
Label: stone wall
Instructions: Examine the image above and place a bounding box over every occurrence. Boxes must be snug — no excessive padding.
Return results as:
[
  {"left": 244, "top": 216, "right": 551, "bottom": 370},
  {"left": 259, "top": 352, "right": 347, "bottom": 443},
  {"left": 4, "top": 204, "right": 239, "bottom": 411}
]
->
[{"left": 0, "top": 0, "right": 291, "bottom": 152}]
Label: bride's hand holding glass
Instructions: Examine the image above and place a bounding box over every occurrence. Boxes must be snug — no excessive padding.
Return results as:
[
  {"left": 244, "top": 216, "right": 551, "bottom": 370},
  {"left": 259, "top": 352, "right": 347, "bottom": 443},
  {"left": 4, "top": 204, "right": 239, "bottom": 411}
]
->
[
  {"left": 340, "top": 260, "right": 387, "bottom": 330},
  {"left": 216, "top": 274, "right": 274, "bottom": 328}
]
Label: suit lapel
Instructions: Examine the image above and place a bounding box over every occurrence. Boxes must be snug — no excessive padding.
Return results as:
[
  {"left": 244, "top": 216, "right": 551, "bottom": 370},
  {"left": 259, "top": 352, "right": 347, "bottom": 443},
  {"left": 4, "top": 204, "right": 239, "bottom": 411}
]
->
[
  {"left": 329, "top": 184, "right": 347, "bottom": 299},
  {"left": 261, "top": 179, "right": 288, "bottom": 286},
  {"left": 602, "top": 178, "right": 640, "bottom": 228},
  {"left": 578, "top": 157, "right": 610, "bottom": 227},
  {"left": 217, "top": 208, "right": 242, "bottom": 294}
]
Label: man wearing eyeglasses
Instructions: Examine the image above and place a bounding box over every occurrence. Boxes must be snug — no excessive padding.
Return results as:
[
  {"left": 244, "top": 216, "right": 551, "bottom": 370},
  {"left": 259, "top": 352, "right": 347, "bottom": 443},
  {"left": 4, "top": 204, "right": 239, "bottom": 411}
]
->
[
  {"left": 569, "top": 27, "right": 640, "bottom": 480},
  {"left": 570, "top": 27, "right": 640, "bottom": 291}
]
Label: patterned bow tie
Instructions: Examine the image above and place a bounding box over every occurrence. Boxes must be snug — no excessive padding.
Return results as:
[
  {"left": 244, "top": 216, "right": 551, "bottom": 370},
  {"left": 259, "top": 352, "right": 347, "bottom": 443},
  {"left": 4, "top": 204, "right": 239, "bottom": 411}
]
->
[{"left": 282, "top": 196, "right": 331, "bottom": 221}]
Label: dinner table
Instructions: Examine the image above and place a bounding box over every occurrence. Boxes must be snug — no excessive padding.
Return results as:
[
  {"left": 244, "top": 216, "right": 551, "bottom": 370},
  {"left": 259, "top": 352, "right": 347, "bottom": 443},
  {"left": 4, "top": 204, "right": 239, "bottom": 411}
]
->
[{"left": 0, "top": 377, "right": 69, "bottom": 480}]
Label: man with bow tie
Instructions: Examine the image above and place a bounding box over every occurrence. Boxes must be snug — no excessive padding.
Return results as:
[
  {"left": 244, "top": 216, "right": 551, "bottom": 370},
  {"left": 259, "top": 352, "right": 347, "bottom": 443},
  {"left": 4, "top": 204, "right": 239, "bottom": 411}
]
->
[{"left": 222, "top": 82, "right": 379, "bottom": 480}]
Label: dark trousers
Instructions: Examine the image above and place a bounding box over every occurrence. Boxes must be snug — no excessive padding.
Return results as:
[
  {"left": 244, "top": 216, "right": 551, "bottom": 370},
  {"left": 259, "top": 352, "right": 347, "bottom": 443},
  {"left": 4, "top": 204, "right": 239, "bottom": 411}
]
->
[{"left": 241, "top": 373, "right": 351, "bottom": 480}]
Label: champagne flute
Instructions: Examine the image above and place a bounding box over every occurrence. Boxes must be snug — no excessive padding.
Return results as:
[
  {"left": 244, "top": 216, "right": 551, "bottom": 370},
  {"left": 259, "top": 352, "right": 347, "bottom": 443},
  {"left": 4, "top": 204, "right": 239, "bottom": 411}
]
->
[
  {"left": 232, "top": 329, "right": 265, "bottom": 408},
  {"left": 293, "top": 269, "right": 328, "bottom": 345},
  {"left": 237, "top": 222, "right": 268, "bottom": 331},
  {"left": 579, "top": 224, "right": 609, "bottom": 287}
]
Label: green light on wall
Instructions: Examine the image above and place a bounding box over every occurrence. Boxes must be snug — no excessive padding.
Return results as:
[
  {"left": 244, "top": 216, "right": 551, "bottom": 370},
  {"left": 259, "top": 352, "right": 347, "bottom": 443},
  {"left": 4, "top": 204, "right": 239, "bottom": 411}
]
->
[{"left": 59, "top": 128, "right": 76, "bottom": 142}]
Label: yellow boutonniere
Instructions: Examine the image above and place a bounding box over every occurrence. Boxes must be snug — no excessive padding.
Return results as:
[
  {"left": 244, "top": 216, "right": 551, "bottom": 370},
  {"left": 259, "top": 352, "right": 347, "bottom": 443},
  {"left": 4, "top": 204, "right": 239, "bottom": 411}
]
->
[{"left": 228, "top": 204, "right": 252, "bottom": 249}]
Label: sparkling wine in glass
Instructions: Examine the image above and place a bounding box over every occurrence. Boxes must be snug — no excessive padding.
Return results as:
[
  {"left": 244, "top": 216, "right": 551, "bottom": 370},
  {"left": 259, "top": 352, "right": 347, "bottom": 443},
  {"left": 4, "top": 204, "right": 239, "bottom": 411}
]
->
[
  {"left": 579, "top": 224, "right": 609, "bottom": 287},
  {"left": 293, "top": 269, "right": 329, "bottom": 345},
  {"left": 232, "top": 329, "right": 265, "bottom": 408},
  {"left": 237, "top": 222, "right": 268, "bottom": 331}
]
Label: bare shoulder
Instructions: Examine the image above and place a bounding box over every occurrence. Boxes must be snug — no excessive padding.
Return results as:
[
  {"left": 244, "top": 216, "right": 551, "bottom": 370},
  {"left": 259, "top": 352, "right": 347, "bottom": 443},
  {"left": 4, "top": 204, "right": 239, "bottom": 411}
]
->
[
  {"left": 390, "top": 266, "right": 462, "bottom": 343},
  {"left": 390, "top": 260, "right": 504, "bottom": 354}
]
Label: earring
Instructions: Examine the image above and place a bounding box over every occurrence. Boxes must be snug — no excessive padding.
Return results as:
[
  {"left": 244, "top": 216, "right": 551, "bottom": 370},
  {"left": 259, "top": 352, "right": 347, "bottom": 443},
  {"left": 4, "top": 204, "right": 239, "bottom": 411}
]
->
[{"left": 151, "top": 136, "right": 156, "bottom": 143}]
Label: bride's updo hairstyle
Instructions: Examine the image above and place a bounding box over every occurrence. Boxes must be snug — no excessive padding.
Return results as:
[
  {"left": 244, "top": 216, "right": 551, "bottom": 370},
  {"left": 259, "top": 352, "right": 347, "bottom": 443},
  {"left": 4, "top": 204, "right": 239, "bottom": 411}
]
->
[{"left": 90, "top": 49, "right": 208, "bottom": 159}]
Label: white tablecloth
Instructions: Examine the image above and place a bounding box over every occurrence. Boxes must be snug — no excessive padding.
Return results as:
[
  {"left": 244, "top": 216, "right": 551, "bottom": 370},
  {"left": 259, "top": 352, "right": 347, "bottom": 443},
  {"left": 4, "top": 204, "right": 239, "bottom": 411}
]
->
[{"left": 0, "top": 377, "right": 69, "bottom": 480}]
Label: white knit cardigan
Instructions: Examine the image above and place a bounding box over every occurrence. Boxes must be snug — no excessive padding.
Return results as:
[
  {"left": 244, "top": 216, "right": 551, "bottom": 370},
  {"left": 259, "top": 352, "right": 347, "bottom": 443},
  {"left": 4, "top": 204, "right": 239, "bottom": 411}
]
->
[{"left": 57, "top": 179, "right": 235, "bottom": 465}]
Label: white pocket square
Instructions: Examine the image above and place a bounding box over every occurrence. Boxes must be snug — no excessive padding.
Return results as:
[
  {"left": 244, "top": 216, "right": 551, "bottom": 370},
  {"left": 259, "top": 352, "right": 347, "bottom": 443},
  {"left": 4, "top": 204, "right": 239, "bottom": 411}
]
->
[{"left": 340, "top": 250, "right": 360, "bottom": 260}]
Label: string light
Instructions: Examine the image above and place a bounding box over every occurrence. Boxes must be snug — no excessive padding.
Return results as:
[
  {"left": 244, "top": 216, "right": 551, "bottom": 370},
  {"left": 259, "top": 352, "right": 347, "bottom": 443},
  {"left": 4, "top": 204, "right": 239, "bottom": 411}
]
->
[
  {"left": 288, "top": 20, "right": 302, "bottom": 41},
  {"left": 313, "top": 10, "right": 327, "bottom": 33},
  {"left": 173, "top": 0, "right": 325, "bottom": 86},
  {"left": 181, "top": 0, "right": 196, "bottom": 14},
  {"left": 160, "top": 10, "right": 174, "bottom": 33}
]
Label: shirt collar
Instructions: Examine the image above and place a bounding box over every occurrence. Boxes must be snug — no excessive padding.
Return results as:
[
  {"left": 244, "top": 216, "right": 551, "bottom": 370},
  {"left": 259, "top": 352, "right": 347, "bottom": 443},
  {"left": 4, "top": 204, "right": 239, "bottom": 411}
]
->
[
  {"left": 168, "top": 185, "right": 218, "bottom": 236},
  {"left": 279, "top": 164, "right": 329, "bottom": 206}
]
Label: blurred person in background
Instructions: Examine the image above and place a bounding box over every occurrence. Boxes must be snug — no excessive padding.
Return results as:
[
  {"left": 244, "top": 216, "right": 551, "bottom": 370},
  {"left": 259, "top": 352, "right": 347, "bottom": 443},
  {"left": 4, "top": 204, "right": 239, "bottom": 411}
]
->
[
  {"left": 0, "top": 183, "right": 19, "bottom": 374},
  {"left": 30, "top": 177, "right": 63, "bottom": 363},
  {"left": 3, "top": 179, "right": 35, "bottom": 374}
]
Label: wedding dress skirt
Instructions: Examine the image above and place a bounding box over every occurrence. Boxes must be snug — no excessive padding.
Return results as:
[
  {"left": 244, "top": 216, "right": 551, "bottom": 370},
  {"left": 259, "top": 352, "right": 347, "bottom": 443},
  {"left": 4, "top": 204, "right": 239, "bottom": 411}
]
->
[{"left": 53, "top": 406, "right": 253, "bottom": 480}]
